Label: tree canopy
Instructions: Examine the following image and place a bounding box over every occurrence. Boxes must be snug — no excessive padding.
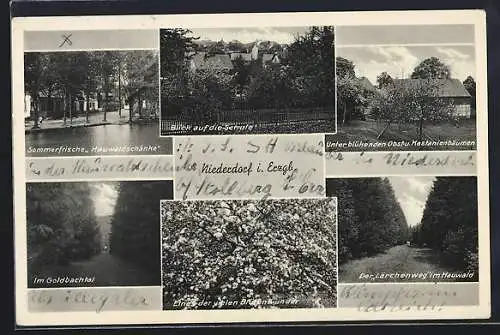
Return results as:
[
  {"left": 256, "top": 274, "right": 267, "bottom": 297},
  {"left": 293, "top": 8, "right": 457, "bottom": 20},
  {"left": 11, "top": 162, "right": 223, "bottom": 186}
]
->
[
  {"left": 26, "top": 182, "right": 101, "bottom": 276},
  {"left": 411, "top": 177, "right": 478, "bottom": 276},
  {"left": 327, "top": 178, "right": 409, "bottom": 263},
  {"left": 376, "top": 71, "right": 393, "bottom": 89},
  {"left": 162, "top": 199, "right": 337, "bottom": 309},
  {"left": 411, "top": 57, "right": 451, "bottom": 79}
]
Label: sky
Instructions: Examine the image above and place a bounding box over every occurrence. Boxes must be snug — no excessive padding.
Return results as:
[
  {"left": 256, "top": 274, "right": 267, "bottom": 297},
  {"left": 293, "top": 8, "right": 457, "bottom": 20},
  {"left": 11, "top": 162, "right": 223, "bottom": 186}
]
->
[
  {"left": 387, "top": 176, "right": 436, "bottom": 227},
  {"left": 336, "top": 25, "right": 475, "bottom": 45},
  {"left": 90, "top": 182, "right": 119, "bottom": 217},
  {"left": 187, "top": 27, "right": 311, "bottom": 44},
  {"left": 336, "top": 24, "right": 475, "bottom": 84},
  {"left": 337, "top": 45, "right": 476, "bottom": 84}
]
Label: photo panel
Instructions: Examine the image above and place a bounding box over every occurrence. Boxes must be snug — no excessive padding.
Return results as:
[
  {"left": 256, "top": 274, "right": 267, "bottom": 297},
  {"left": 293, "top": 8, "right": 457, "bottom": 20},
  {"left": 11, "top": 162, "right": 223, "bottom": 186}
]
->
[
  {"left": 24, "top": 48, "right": 172, "bottom": 157},
  {"left": 328, "top": 24, "right": 477, "bottom": 152},
  {"left": 159, "top": 26, "right": 336, "bottom": 136},
  {"left": 161, "top": 198, "right": 338, "bottom": 310},
  {"left": 26, "top": 180, "right": 173, "bottom": 288},
  {"left": 326, "top": 176, "right": 478, "bottom": 284}
]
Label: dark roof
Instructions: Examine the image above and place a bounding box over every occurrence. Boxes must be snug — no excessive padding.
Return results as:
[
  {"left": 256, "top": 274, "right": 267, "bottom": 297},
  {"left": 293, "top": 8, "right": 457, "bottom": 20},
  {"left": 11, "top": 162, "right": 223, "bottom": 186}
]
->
[
  {"left": 191, "top": 52, "right": 234, "bottom": 70},
  {"left": 262, "top": 53, "right": 280, "bottom": 63},
  {"left": 358, "top": 77, "right": 376, "bottom": 91},
  {"left": 392, "top": 78, "right": 471, "bottom": 97}
]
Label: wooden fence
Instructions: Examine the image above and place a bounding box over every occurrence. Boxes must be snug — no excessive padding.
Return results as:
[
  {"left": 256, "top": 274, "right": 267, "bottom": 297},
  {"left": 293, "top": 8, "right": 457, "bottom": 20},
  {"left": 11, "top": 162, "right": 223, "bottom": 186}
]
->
[{"left": 161, "top": 107, "right": 335, "bottom": 134}]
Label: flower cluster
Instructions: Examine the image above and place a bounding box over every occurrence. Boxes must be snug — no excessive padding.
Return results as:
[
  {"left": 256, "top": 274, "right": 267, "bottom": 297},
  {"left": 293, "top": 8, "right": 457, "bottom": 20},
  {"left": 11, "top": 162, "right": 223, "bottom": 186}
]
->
[{"left": 161, "top": 198, "right": 338, "bottom": 309}]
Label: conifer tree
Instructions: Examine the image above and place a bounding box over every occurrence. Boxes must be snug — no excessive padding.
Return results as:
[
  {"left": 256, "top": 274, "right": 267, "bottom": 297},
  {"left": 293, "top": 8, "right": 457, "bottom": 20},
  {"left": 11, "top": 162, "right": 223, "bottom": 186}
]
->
[
  {"left": 26, "top": 182, "right": 101, "bottom": 272},
  {"left": 109, "top": 181, "right": 173, "bottom": 274}
]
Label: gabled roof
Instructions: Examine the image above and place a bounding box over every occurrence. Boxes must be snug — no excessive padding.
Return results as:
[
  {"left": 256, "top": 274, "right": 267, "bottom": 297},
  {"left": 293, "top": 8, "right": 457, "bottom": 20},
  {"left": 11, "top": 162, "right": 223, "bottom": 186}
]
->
[
  {"left": 358, "top": 77, "right": 376, "bottom": 91},
  {"left": 191, "top": 52, "right": 234, "bottom": 71},
  {"left": 230, "top": 52, "right": 252, "bottom": 62},
  {"left": 262, "top": 53, "right": 275, "bottom": 63},
  {"left": 392, "top": 78, "right": 471, "bottom": 97}
]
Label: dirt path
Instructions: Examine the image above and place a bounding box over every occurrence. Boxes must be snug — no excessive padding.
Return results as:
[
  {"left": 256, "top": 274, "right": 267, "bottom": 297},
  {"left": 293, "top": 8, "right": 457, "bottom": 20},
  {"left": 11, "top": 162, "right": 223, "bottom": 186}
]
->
[
  {"left": 66, "top": 252, "right": 158, "bottom": 286},
  {"left": 339, "top": 245, "right": 470, "bottom": 283},
  {"left": 30, "top": 252, "right": 159, "bottom": 287}
]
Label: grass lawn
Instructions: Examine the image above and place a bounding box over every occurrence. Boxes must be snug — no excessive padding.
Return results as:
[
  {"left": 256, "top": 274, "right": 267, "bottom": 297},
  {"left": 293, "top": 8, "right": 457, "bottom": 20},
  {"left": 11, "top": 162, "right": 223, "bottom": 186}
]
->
[{"left": 327, "top": 119, "right": 476, "bottom": 151}]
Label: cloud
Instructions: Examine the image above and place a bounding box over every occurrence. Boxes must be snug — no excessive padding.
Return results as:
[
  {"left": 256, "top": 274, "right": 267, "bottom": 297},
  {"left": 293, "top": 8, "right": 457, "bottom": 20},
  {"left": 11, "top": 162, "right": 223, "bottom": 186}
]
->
[
  {"left": 388, "top": 177, "right": 435, "bottom": 227},
  {"left": 91, "top": 182, "right": 119, "bottom": 217},
  {"left": 339, "top": 46, "right": 420, "bottom": 84},
  {"left": 338, "top": 45, "right": 476, "bottom": 84},
  {"left": 435, "top": 46, "right": 476, "bottom": 80},
  {"left": 398, "top": 194, "right": 426, "bottom": 227}
]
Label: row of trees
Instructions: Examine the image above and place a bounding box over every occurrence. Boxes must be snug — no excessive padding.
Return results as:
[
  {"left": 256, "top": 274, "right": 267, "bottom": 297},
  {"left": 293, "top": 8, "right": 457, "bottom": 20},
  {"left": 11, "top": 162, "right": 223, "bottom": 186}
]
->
[
  {"left": 337, "top": 55, "right": 476, "bottom": 140},
  {"left": 327, "top": 178, "right": 409, "bottom": 264},
  {"left": 410, "top": 177, "right": 478, "bottom": 275},
  {"left": 24, "top": 50, "right": 158, "bottom": 128},
  {"left": 160, "top": 27, "right": 335, "bottom": 123},
  {"left": 196, "top": 39, "right": 285, "bottom": 56},
  {"left": 26, "top": 183, "right": 102, "bottom": 276},
  {"left": 162, "top": 198, "right": 337, "bottom": 309},
  {"left": 109, "top": 181, "right": 173, "bottom": 275}
]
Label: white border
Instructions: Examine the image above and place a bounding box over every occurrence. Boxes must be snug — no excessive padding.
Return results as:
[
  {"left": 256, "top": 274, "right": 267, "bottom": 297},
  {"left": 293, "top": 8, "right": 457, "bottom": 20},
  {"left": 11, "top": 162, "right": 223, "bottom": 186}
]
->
[{"left": 12, "top": 10, "right": 490, "bottom": 326}]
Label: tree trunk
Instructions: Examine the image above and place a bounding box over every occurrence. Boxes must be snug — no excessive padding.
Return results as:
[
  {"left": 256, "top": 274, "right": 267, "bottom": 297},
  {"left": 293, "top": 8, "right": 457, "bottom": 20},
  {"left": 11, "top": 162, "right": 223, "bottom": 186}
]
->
[
  {"left": 85, "top": 90, "right": 90, "bottom": 123},
  {"left": 69, "top": 92, "right": 73, "bottom": 125},
  {"left": 419, "top": 117, "right": 424, "bottom": 142},
  {"left": 129, "top": 98, "right": 133, "bottom": 123},
  {"left": 342, "top": 101, "right": 347, "bottom": 125},
  {"left": 32, "top": 95, "right": 40, "bottom": 129},
  {"left": 118, "top": 62, "right": 122, "bottom": 118},
  {"left": 138, "top": 91, "right": 143, "bottom": 119},
  {"left": 377, "top": 119, "right": 393, "bottom": 140},
  {"left": 63, "top": 90, "right": 67, "bottom": 126},
  {"left": 47, "top": 88, "right": 52, "bottom": 119}
]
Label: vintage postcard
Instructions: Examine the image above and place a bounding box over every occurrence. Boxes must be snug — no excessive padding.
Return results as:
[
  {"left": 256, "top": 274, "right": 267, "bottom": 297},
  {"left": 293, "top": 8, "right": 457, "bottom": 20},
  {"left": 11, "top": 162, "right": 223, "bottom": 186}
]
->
[{"left": 11, "top": 10, "right": 489, "bottom": 327}]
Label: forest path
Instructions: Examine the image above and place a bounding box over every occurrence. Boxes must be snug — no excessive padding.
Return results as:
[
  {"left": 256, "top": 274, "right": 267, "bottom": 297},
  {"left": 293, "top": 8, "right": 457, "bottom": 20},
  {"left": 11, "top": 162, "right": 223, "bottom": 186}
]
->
[
  {"left": 339, "top": 245, "right": 459, "bottom": 283},
  {"left": 66, "top": 252, "right": 158, "bottom": 286}
]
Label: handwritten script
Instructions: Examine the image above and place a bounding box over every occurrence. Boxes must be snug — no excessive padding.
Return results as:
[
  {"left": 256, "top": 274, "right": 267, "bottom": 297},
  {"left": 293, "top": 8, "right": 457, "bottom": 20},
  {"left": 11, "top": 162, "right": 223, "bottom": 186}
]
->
[
  {"left": 28, "top": 288, "right": 161, "bottom": 313},
  {"left": 325, "top": 151, "right": 476, "bottom": 176},
  {"left": 338, "top": 283, "right": 479, "bottom": 311},
  {"left": 174, "top": 135, "right": 325, "bottom": 200},
  {"left": 26, "top": 155, "right": 174, "bottom": 181}
]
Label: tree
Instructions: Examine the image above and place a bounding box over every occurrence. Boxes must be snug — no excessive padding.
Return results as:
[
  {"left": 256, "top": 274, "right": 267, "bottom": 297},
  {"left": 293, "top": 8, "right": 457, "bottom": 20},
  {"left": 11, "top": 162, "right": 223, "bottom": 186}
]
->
[
  {"left": 336, "top": 75, "right": 367, "bottom": 124},
  {"left": 327, "top": 178, "right": 408, "bottom": 263},
  {"left": 208, "top": 40, "right": 226, "bottom": 55},
  {"left": 26, "top": 182, "right": 101, "bottom": 275},
  {"left": 463, "top": 75, "right": 476, "bottom": 111},
  {"left": 81, "top": 52, "right": 101, "bottom": 122},
  {"left": 160, "top": 28, "right": 198, "bottom": 77},
  {"left": 376, "top": 71, "right": 393, "bottom": 89},
  {"left": 411, "top": 57, "right": 451, "bottom": 79},
  {"left": 160, "top": 29, "right": 199, "bottom": 119},
  {"left": 232, "top": 55, "right": 251, "bottom": 111},
  {"left": 286, "top": 26, "right": 336, "bottom": 108},
  {"left": 369, "top": 79, "right": 455, "bottom": 141},
  {"left": 336, "top": 57, "right": 356, "bottom": 79},
  {"left": 121, "top": 50, "right": 159, "bottom": 120},
  {"left": 24, "top": 53, "right": 47, "bottom": 128},
  {"left": 227, "top": 40, "right": 244, "bottom": 52},
  {"left": 110, "top": 181, "right": 172, "bottom": 275},
  {"left": 185, "top": 64, "right": 234, "bottom": 123},
  {"left": 412, "top": 177, "right": 478, "bottom": 276},
  {"left": 162, "top": 199, "right": 337, "bottom": 309}
]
